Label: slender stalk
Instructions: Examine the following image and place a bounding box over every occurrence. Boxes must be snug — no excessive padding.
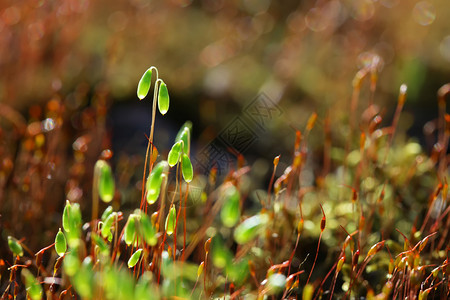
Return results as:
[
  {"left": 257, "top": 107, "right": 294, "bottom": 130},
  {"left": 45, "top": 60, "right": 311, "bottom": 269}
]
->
[{"left": 140, "top": 67, "right": 160, "bottom": 210}]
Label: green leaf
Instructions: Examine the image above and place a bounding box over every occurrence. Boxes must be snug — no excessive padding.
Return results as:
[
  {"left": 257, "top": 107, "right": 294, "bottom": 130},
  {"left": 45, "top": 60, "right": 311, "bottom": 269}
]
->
[
  {"left": 7, "top": 236, "right": 23, "bottom": 257},
  {"left": 137, "top": 68, "right": 153, "bottom": 100},
  {"left": 128, "top": 248, "right": 143, "bottom": 268},
  {"left": 158, "top": 81, "right": 170, "bottom": 115},
  {"left": 55, "top": 228, "right": 67, "bottom": 256},
  {"left": 220, "top": 185, "right": 240, "bottom": 227},
  {"left": 181, "top": 153, "right": 193, "bottom": 182},
  {"left": 167, "top": 141, "right": 182, "bottom": 167},
  {"left": 146, "top": 161, "right": 168, "bottom": 204},
  {"left": 96, "top": 160, "right": 115, "bottom": 203},
  {"left": 165, "top": 205, "right": 177, "bottom": 236}
]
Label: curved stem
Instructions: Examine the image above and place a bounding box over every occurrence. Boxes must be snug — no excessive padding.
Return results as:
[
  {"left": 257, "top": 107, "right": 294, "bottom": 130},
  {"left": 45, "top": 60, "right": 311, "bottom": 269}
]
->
[{"left": 140, "top": 67, "right": 160, "bottom": 210}]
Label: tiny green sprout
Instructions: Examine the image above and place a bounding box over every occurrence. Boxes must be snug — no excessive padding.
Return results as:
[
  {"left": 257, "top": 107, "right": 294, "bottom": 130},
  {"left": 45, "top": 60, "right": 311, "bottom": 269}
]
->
[
  {"left": 220, "top": 185, "right": 240, "bottom": 227},
  {"left": 167, "top": 141, "right": 182, "bottom": 167},
  {"left": 181, "top": 153, "right": 193, "bottom": 182},
  {"left": 158, "top": 81, "right": 169, "bottom": 115},
  {"left": 234, "top": 214, "right": 269, "bottom": 244},
  {"left": 146, "top": 161, "right": 168, "bottom": 204},
  {"left": 21, "top": 268, "right": 42, "bottom": 300},
  {"left": 124, "top": 214, "right": 137, "bottom": 246},
  {"left": 266, "top": 273, "right": 286, "bottom": 295},
  {"left": 137, "top": 68, "right": 153, "bottom": 100},
  {"left": 96, "top": 159, "right": 115, "bottom": 203},
  {"left": 8, "top": 236, "right": 23, "bottom": 257},
  {"left": 101, "top": 205, "right": 114, "bottom": 222},
  {"left": 165, "top": 205, "right": 177, "bottom": 235},
  {"left": 101, "top": 212, "right": 117, "bottom": 241},
  {"left": 128, "top": 248, "right": 143, "bottom": 268},
  {"left": 55, "top": 228, "right": 67, "bottom": 256},
  {"left": 139, "top": 212, "right": 157, "bottom": 246},
  {"left": 62, "top": 200, "right": 71, "bottom": 232}
]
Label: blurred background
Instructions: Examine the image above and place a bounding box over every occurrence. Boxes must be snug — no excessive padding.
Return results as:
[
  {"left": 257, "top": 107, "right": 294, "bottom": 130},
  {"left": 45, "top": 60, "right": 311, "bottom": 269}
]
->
[{"left": 1, "top": 0, "right": 450, "bottom": 251}]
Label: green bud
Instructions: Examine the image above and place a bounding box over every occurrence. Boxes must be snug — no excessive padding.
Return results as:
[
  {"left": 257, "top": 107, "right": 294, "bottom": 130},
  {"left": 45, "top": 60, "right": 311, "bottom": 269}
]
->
[
  {"left": 128, "top": 249, "right": 143, "bottom": 268},
  {"left": 220, "top": 185, "right": 240, "bottom": 227},
  {"left": 55, "top": 228, "right": 67, "bottom": 256},
  {"left": 176, "top": 126, "right": 190, "bottom": 154},
  {"left": 96, "top": 160, "right": 115, "bottom": 203},
  {"left": 62, "top": 200, "right": 71, "bottom": 232},
  {"left": 8, "top": 236, "right": 23, "bottom": 257},
  {"left": 139, "top": 213, "right": 157, "bottom": 246},
  {"left": 165, "top": 205, "right": 177, "bottom": 236},
  {"left": 146, "top": 161, "right": 168, "bottom": 204},
  {"left": 101, "top": 205, "right": 114, "bottom": 222},
  {"left": 67, "top": 203, "right": 82, "bottom": 248},
  {"left": 158, "top": 81, "right": 169, "bottom": 115},
  {"left": 167, "top": 141, "right": 182, "bottom": 167},
  {"left": 234, "top": 214, "right": 269, "bottom": 244},
  {"left": 101, "top": 212, "right": 117, "bottom": 241},
  {"left": 181, "top": 153, "right": 193, "bottom": 183},
  {"left": 124, "top": 214, "right": 137, "bottom": 246},
  {"left": 137, "top": 68, "right": 152, "bottom": 100}
]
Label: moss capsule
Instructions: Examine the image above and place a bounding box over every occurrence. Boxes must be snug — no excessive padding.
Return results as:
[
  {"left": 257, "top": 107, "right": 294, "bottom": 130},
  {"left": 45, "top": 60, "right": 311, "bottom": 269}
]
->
[
  {"left": 181, "top": 153, "right": 193, "bottom": 182},
  {"left": 101, "top": 212, "right": 117, "bottom": 241},
  {"left": 96, "top": 160, "right": 115, "bottom": 203},
  {"left": 124, "top": 214, "right": 137, "bottom": 246},
  {"left": 55, "top": 228, "right": 67, "bottom": 257},
  {"left": 233, "top": 214, "right": 269, "bottom": 244},
  {"left": 62, "top": 200, "right": 71, "bottom": 232},
  {"left": 128, "top": 249, "right": 143, "bottom": 268},
  {"left": 146, "top": 161, "right": 168, "bottom": 204},
  {"left": 158, "top": 81, "right": 169, "bottom": 115},
  {"left": 8, "top": 236, "right": 23, "bottom": 257},
  {"left": 139, "top": 213, "right": 157, "bottom": 246},
  {"left": 137, "top": 68, "right": 152, "bottom": 100},
  {"left": 165, "top": 205, "right": 177, "bottom": 236},
  {"left": 220, "top": 185, "right": 240, "bottom": 227},
  {"left": 167, "top": 141, "right": 182, "bottom": 167}
]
